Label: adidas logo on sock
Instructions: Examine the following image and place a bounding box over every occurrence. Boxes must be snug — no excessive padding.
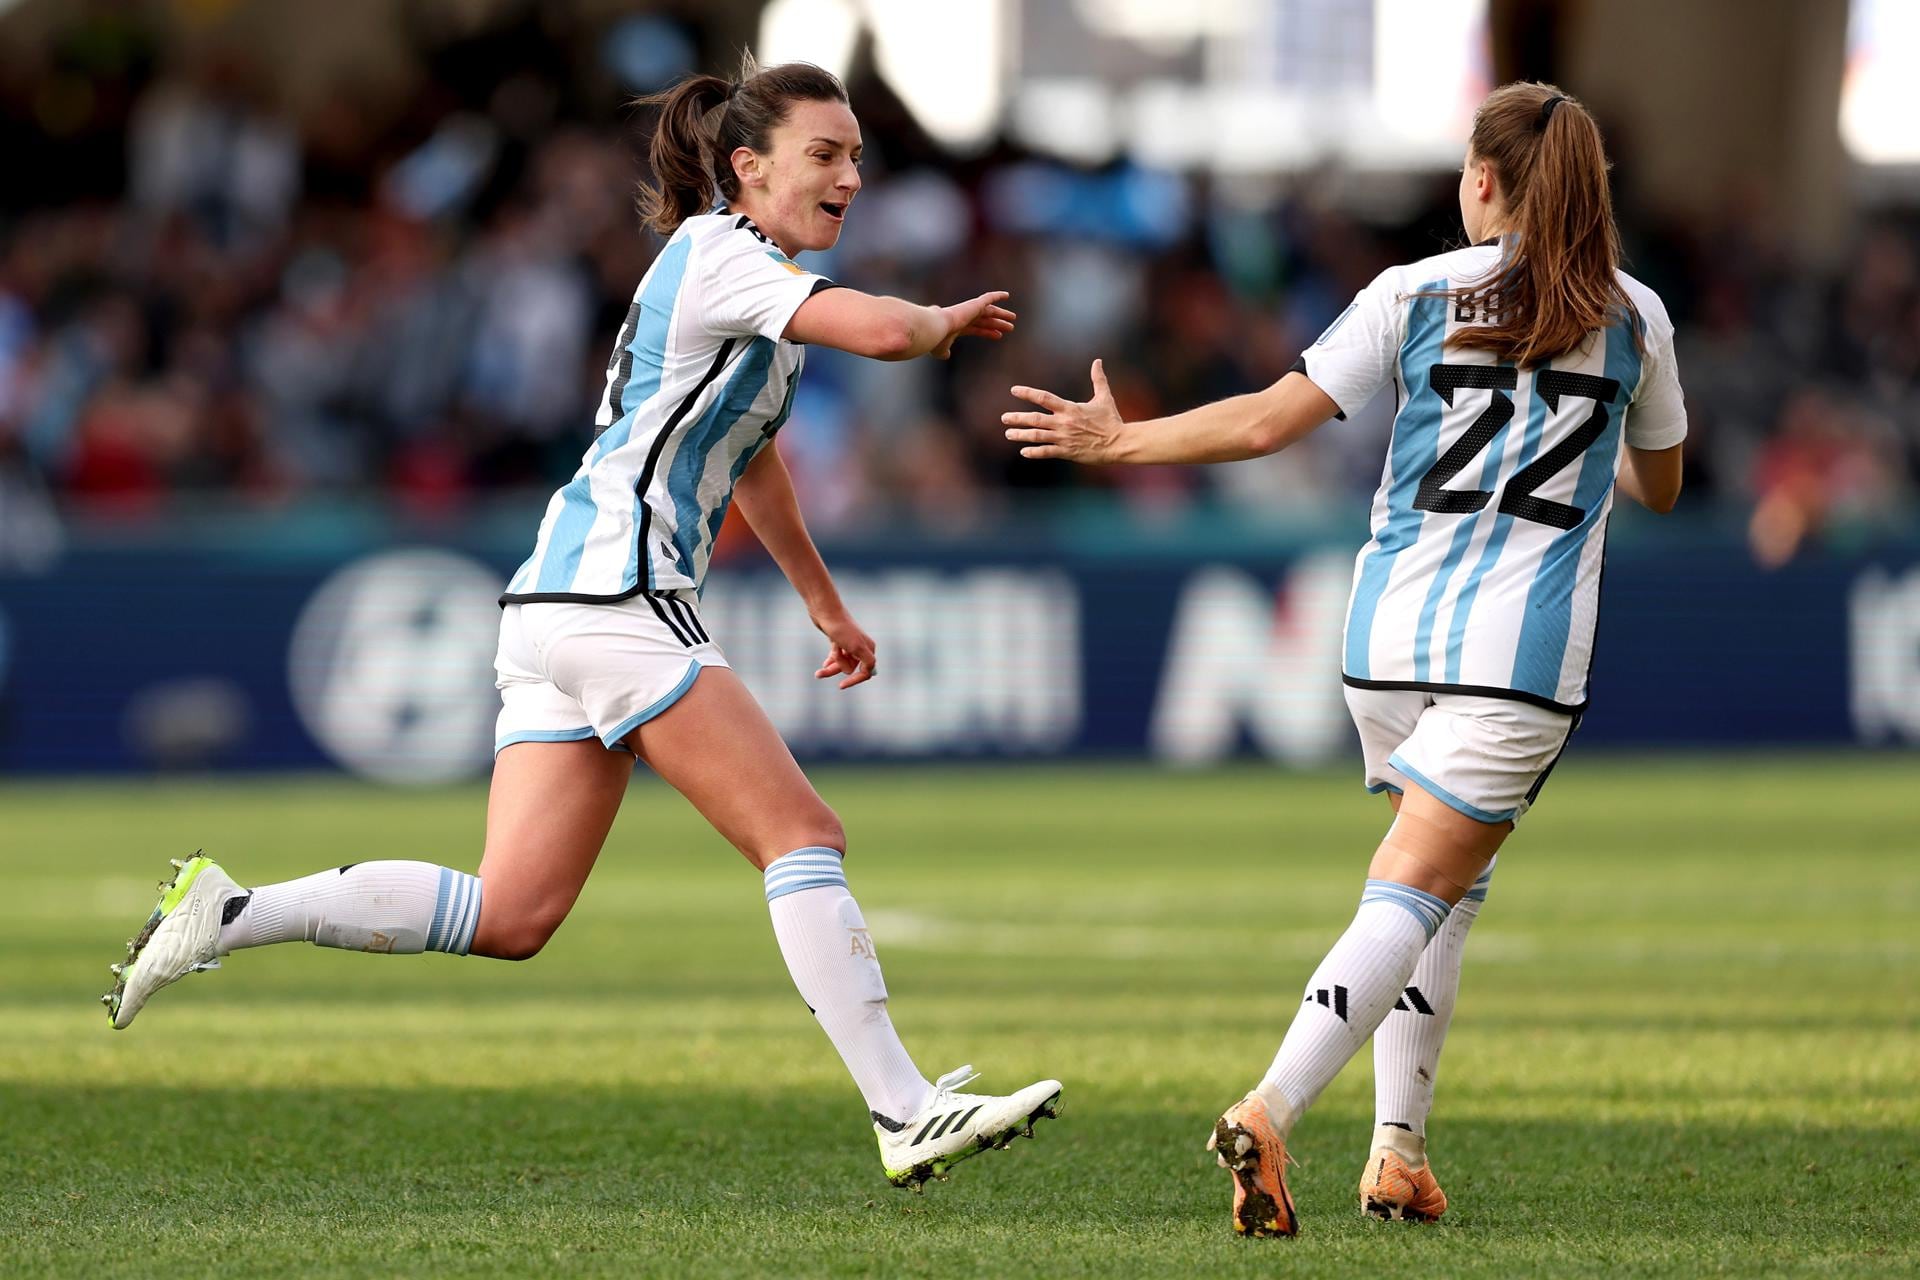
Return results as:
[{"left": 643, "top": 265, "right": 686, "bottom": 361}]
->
[
  {"left": 1304, "top": 984, "right": 1350, "bottom": 1022},
  {"left": 1391, "top": 985, "right": 1435, "bottom": 1015}
]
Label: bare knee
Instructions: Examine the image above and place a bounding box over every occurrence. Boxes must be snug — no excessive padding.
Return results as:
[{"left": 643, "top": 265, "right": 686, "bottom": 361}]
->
[
  {"left": 472, "top": 900, "right": 570, "bottom": 961},
  {"left": 745, "top": 805, "right": 846, "bottom": 870}
]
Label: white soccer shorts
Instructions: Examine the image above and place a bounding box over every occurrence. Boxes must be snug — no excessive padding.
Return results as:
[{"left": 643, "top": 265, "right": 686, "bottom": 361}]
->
[
  {"left": 1344, "top": 687, "right": 1577, "bottom": 825},
  {"left": 494, "top": 591, "right": 729, "bottom": 754}
]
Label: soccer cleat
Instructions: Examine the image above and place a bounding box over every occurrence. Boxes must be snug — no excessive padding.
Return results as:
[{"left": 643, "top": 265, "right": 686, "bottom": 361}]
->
[
  {"left": 875, "top": 1065, "right": 1063, "bottom": 1190},
  {"left": 1359, "top": 1139, "right": 1448, "bottom": 1222},
  {"left": 102, "top": 854, "right": 243, "bottom": 1030},
  {"left": 1209, "top": 1092, "right": 1299, "bottom": 1238}
]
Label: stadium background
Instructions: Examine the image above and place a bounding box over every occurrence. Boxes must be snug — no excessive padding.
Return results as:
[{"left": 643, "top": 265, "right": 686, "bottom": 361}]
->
[
  {"left": 1, "top": 5, "right": 1915, "bottom": 1278},
  {"left": 2, "top": 0, "right": 1916, "bottom": 778}
]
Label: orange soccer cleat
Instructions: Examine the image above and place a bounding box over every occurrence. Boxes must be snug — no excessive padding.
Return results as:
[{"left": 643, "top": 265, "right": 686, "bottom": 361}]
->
[
  {"left": 1358, "top": 1136, "right": 1449, "bottom": 1222},
  {"left": 1208, "top": 1092, "right": 1299, "bottom": 1238}
]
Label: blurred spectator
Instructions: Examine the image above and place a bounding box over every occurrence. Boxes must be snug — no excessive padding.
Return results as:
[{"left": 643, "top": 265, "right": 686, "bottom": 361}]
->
[
  {"left": 0, "top": 4, "right": 1915, "bottom": 550},
  {"left": 1747, "top": 390, "right": 1909, "bottom": 568}
]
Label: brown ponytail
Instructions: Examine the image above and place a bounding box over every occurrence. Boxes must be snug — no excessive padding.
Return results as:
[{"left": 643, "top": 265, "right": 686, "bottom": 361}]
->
[
  {"left": 1434, "top": 82, "right": 1639, "bottom": 367},
  {"left": 634, "top": 54, "right": 849, "bottom": 238}
]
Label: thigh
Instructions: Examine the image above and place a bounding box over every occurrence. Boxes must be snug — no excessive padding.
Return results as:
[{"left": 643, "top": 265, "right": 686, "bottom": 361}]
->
[
  {"left": 472, "top": 738, "right": 635, "bottom": 953},
  {"left": 1370, "top": 784, "right": 1511, "bottom": 903},
  {"left": 624, "top": 666, "right": 841, "bottom": 869}
]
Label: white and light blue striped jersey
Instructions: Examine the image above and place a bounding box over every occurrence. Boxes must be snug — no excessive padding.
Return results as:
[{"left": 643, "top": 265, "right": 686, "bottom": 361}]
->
[
  {"left": 1300, "top": 242, "right": 1687, "bottom": 713},
  {"left": 501, "top": 211, "right": 833, "bottom": 603}
]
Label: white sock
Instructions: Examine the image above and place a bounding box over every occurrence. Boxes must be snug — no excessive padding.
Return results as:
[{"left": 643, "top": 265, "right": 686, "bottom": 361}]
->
[
  {"left": 1258, "top": 880, "right": 1452, "bottom": 1134},
  {"left": 1373, "top": 859, "right": 1493, "bottom": 1142},
  {"left": 764, "top": 847, "right": 933, "bottom": 1124},
  {"left": 218, "top": 861, "right": 482, "bottom": 956}
]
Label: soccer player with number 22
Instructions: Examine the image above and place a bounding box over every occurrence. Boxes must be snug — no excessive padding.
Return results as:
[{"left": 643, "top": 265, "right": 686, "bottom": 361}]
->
[
  {"left": 104, "top": 58, "right": 1060, "bottom": 1192},
  {"left": 1004, "top": 82, "right": 1687, "bottom": 1236}
]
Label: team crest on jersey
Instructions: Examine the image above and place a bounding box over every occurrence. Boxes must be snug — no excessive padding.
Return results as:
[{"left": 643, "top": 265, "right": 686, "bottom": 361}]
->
[{"left": 766, "top": 250, "right": 807, "bottom": 275}]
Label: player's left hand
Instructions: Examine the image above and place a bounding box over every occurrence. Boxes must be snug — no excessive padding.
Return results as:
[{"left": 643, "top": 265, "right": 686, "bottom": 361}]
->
[
  {"left": 812, "top": 608, "right": 878, "bottom": 689},
  {"left": 1002, "top": 359, "right": 1124, "bottom": 462}
]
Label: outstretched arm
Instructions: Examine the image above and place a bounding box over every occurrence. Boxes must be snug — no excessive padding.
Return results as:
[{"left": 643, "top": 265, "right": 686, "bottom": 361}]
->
[
  {"left": 784, "top": 289, "right": 1015, "bottom": 361},
  {"left": 1002, "top": 362, "right": 1343, "bottom": 465},
  {"left": 729, "top": 443, "right": 876, "bottom": 689}
]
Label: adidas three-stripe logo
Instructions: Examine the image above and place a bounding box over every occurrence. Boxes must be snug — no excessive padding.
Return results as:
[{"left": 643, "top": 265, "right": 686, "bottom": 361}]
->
[
  {"left": 912, "top": 1105, "right": 984, "bottom": 1145},
  {"left": 1303, "top": 984, "right": 1350, "bottom": 1021},
  {"left": 1301, "top": 984, "right": 1434, "bottom": 1021},
  {"left": 644, "top": 591, "right": 709, "bottom": 648}
]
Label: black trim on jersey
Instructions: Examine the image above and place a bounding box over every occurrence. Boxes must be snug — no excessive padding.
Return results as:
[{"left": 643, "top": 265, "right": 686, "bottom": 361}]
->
[
  {"left": 644, "top": 592, "right": 695, "bottom": 647},
  {"left": 780, "top": 279, "right": 841, "bottom": 349},
  {"left": 1340, "top": 674, "right": 1587, "bottom": 716},
  {"left": 1288, "top": 355, "right": 1346, "bottom": 420},
  {"left": 498, "top": 582, "right": 653, "bottom": 607},
  {"left": 499, "top": 337, "right": 740, "bottom": 606},
  {"left": 735, "top": 214, "right": 772, "bottom": 244}
]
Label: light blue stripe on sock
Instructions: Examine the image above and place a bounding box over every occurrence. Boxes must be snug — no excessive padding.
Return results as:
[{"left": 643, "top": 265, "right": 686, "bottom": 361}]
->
[
  {"left": 1465, "top": 862, "right": 1495, "bottom": 903},
  {"left": 764, "top": 863, "right": 847, "bottom": 893},
  {"left": 426, "top": 867, "right": 454, "bottom": 952},
  {"left": 1364, "top": 880, "right": 1449, "bottom": 924},
  {"left": 1362, "top": 878, "right": 1451, "bottom": 941},
  {"left": 442, "top": 875, "right": 470, "bottom": 955},
  {"left": 430, "top": 873, "right": 481, "bottom": 956},
  {"left": 764, "top": 858, "right": 844, "bottom": 882},
  {"left": 764, "top": 847, "right": 847, "bottom": 901},
  {"left": 452, "top": 877, "right": 483, "bottom": 956},
  {"left": 1364, "top": 886, "right": 1445, "bottom": 933},
  {"left": 765, "top": 875, "right": 848, "bottom": 900}
]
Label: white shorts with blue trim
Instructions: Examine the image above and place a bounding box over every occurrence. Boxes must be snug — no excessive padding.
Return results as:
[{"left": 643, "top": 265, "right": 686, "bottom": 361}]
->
[
  {"left": 1344, "top": 687, "right": 1575, "bottom": 825},
  {"left": 494, "top": 591, "right": 728, "bottom": 755}
]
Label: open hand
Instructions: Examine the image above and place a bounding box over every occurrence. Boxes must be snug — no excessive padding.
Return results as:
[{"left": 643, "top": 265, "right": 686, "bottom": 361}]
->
[
  {"left": 933, "top": 291, "right": 1016, "bottom": 359},
  {"left": 1002, "top": 359, "right": 1125, "bottom": 462}
]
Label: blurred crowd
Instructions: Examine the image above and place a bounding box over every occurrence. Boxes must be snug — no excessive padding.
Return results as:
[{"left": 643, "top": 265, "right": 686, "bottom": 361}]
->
[{"left": 0, "top": 4, "right": 1915, "bottom": 562}]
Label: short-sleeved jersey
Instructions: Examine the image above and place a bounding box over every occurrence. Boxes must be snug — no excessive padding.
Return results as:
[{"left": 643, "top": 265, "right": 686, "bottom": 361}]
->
[
  {"left": 501, "top": 211, "right": 835, "bottom": 603},
  {"left": 1301, "top": 242, "right": 1687, "bottom": 713}
]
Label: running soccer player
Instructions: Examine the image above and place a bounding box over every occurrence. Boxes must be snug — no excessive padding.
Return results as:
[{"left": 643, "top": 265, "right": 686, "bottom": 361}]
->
[
  {"left": 104, "top": 59, "right": 1061, "bottom": 1190},
  {"left": 1001, "top": 82, "right": 1685, "bottom": 1234}
]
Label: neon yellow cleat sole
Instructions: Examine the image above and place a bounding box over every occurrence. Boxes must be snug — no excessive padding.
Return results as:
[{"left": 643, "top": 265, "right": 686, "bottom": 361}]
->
[{"left": 103, "top": 854, "right": 240, "bottom": 1030}]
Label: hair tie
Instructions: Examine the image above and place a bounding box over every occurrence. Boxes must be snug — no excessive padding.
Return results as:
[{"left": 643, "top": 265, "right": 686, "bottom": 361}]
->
[{"left": 1537, "top": 95, "right": 1567, "bottom": 130}]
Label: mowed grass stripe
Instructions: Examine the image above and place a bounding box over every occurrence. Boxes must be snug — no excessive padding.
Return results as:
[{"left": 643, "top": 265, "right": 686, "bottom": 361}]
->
[{"left": 1, "top": 757, "right": 1915, "bottom": 1278}]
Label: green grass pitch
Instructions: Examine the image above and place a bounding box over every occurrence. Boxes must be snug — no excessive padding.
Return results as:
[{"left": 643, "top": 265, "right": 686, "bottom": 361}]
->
[{"left": 2, "top": 757, "right": 1915, "bottom": 1278}]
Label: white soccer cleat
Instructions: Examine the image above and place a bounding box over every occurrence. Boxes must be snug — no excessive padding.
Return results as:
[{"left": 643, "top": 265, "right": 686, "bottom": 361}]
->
[
  {"left": 875, "top": 1065, "right": 1063, "bottom": 1190},
  {"left": 103, "top": 854, "right": 244, "bottom": 1030}
]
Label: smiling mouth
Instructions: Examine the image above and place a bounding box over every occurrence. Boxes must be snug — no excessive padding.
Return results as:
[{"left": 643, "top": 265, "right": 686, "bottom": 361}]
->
[{"left": 819, "top": 202, "right": 847, "bottom": 221}]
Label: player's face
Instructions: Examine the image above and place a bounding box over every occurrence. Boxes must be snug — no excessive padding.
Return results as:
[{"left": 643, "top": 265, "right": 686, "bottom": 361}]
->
[{"left": 733, "top": 98, "right": 863, "bottom": 255}]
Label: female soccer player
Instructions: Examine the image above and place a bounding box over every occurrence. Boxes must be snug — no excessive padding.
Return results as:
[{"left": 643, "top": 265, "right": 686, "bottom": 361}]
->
[
  {"left": 105, "top": 59, "right": 1061, "bottom": 1190},
  {"left": 1002, "top": 82, "right": 1685, "bottom": 1234}
]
